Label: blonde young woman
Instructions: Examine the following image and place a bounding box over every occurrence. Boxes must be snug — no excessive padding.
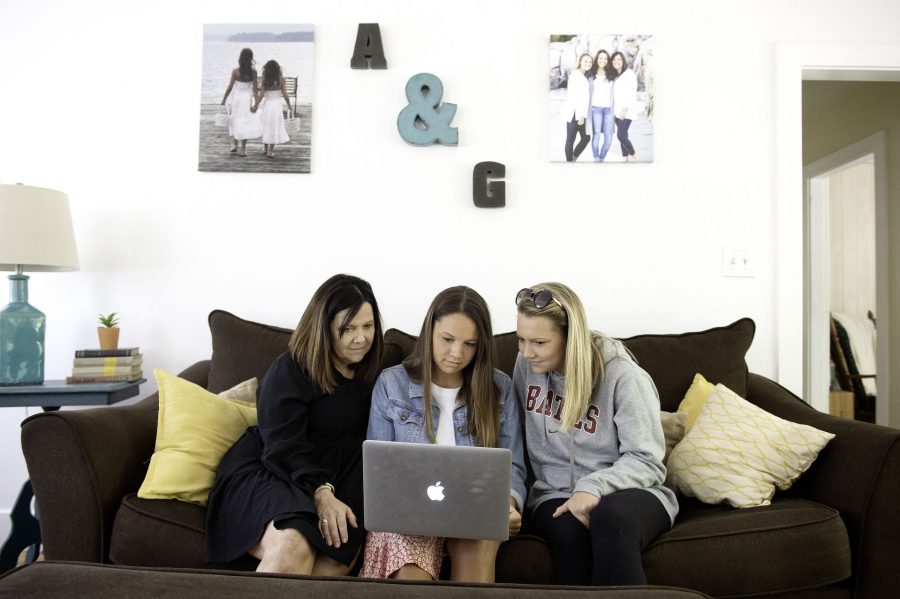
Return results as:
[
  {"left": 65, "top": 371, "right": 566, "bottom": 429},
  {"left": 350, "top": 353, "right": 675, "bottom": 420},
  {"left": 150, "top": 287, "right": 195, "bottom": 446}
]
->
[
  {"left": 514, "top": 283, "right": 677, "bottom": 585},
  {"left": 206, "top": 274, "right": 384, "bottom": 575},
  {"left": 362, "top": 286, "right": 526, "bottom": 582}
]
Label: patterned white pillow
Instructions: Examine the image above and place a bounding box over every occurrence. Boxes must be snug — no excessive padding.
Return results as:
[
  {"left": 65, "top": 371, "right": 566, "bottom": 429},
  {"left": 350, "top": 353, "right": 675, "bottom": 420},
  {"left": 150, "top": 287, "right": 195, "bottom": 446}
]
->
[{"left": 666, "top": 384, "right": 835, "bottom": 508}]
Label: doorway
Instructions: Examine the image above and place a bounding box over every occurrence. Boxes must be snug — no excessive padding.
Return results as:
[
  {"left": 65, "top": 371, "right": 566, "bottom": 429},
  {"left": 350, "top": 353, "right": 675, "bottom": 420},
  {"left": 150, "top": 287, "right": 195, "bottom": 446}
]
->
[
  {"left": 775, "top": 43, "right": 900, "bottom": 428},
  {"left": 804, "top": 133, "right": 885, "bottom": 421}
]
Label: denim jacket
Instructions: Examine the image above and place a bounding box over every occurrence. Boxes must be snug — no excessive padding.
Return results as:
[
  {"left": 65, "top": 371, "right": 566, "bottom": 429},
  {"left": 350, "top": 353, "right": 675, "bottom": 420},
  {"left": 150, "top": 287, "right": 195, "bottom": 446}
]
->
[{"left": 367, "top": 364, "right": 527, "bottom": 509}]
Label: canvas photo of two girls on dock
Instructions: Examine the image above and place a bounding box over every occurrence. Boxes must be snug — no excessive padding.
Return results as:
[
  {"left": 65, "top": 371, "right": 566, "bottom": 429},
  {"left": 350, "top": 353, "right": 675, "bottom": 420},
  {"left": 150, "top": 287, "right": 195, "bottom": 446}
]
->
[{"left": 198, "top": 23, "right": 314, "bottom": 174}]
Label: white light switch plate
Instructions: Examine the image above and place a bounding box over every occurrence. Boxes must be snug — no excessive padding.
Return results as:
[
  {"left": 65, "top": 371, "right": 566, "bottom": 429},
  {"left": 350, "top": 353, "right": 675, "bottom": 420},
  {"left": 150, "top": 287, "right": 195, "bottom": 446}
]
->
[{"left": 722, "top": 247, "right": 754, "bottom": 278}]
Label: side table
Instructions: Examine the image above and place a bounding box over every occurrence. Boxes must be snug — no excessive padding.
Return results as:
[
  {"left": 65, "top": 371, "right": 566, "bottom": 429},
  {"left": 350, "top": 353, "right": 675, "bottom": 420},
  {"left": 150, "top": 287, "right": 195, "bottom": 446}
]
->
[{"left": 0, "top": 379, "right": 145, "bottom": 572}]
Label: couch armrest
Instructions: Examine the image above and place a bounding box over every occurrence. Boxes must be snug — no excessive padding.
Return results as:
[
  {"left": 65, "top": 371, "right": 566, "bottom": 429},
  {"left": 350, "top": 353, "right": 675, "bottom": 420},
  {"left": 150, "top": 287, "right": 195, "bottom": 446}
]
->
[
  {"left": 177, "top": 359, "right": 211, "bottom": 388},
  {"left": 19, "top": 359, "right": 212, "bottom": 563},
  {"left": 747, "top": 373, "right": 900, "bottom": 598},
  {"left": 21, "top": 395, "right": 158, "bottom": 563}
]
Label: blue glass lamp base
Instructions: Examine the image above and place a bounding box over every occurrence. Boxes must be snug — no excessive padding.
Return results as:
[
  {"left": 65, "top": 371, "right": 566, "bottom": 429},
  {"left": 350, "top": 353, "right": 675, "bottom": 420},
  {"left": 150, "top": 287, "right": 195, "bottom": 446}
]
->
[{"left": 0, "top": 275, "right": 46, "bottom": 386}]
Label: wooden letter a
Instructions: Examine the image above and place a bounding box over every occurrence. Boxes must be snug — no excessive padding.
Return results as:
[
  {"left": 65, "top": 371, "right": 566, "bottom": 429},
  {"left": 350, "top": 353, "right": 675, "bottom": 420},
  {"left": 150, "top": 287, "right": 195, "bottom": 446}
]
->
[{"left": 351, "top": 24, "right": 387, "bottom": 69}]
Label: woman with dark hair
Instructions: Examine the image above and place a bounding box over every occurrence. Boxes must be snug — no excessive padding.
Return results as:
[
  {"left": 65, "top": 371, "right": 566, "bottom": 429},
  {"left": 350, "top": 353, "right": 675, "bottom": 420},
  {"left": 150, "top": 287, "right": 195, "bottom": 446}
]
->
[
  {"left": 611, "top": 51, "right": 639, "bottom": 162},
  {"left": 253, "top": 59, "right": 292, "bottom": 158},
  {"left": 587, "top": 50, "right": 616, "bottom": 162},
  {"left": 361, "top": 286, "right": 526, "bottom": 582},
  {"left": 220, "top": 47, "right": 261, "bottom": 156},
  {"left": 513, "top": 283, "right": 676, "bottom": 586},
  {"left": 562, "top": 53, "right": 593, "bottom": 162},
  {"left": 206, "top": 274, "right": 385, "bottom": 575}
]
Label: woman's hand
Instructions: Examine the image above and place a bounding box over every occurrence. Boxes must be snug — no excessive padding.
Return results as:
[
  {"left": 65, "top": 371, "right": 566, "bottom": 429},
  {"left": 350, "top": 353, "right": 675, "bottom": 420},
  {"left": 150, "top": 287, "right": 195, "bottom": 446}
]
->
[
  {"left": 552, "top": 491, "right": 600, "bottom": 529},
  {"left": 314, "top": 489, "right": 358, "bottom": 548},
  {"left": 508, "top": 497, "right": 522, "bottom": 536}
]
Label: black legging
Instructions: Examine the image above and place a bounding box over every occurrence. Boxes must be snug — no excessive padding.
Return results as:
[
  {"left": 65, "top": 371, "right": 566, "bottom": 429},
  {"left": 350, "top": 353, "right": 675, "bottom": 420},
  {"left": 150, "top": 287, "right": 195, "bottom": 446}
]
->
[
  {"left": 531, "top": 488, "right": 670, "bottom": 586},
  {"left": 564, "top": 117, "right": 590, "bottom": 162},
  {"left": 615, "top": 117, "right": 635, "bottom": 157}
]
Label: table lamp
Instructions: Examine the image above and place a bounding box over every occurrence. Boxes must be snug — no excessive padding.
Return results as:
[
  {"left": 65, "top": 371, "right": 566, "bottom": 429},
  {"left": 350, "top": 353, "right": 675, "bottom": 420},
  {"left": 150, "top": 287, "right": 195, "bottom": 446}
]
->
[{"left": 0, "top": 184, "right": 79, "bottom": 385}]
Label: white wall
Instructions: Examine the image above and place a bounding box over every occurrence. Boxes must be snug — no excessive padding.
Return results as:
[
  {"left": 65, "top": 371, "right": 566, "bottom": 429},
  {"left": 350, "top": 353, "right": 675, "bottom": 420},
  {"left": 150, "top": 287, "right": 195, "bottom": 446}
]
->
[{"left": 0, "top": 0, "right": 897, "bottom": 540}]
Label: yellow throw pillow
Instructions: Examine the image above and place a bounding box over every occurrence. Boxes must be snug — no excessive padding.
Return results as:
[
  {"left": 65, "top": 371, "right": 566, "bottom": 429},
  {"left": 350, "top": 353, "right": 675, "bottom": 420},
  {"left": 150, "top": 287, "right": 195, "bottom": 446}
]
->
[
  {"left": 666, "top": 384, "right": 835, "bottom": 508},
  {"left": 138, "top": 370, "right": 258, "bottom": 506},
  {"left": 677, "top": 373, "right": 716, "bottom": 431}
]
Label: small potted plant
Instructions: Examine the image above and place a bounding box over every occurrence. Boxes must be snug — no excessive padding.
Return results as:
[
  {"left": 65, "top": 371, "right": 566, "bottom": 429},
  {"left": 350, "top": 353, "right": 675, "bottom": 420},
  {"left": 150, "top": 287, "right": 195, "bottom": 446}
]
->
[{"left": 97, "top": 312, "right": 120, "bottom": 350}]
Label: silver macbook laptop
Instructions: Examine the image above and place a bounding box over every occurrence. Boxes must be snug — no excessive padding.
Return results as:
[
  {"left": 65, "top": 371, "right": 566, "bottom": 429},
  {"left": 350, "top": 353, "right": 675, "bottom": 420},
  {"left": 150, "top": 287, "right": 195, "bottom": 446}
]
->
[{"left": 363, "top": 440, "right": 512, "bottom": 541}]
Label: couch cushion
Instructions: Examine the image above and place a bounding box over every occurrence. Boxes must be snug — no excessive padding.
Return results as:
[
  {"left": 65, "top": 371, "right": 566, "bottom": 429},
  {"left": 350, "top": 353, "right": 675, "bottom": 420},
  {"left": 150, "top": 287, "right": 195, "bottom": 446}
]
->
[
  {"left": 1, "top": 561, "right": 712, "bottom": 598},
  {"left": 492, "top": 331, "right": 520, "bottom": 377},
  {"left": 643, "top": 497, "right": 851, "bottom": 597},
  {"left": 110, "top": 494, "right": 257, "bottom": 570},
  {"left": 495, "top": 534, "right": 556, "bottom": 584},
  {"left": 207, "top": 310, "right": 293, "bottom": 394},
  {"left": 383, "top": 328, "right": 416, "bottom": 369},
  {"left": 621, "top": 318, "right": 755, "bottom": 412}
]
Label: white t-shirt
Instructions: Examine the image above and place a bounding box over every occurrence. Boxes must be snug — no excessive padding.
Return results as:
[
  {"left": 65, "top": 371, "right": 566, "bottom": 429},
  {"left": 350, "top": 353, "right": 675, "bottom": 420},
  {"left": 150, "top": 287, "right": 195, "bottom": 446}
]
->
[{"left": 431, "top": 383, "right": 461, "bottom": 446}]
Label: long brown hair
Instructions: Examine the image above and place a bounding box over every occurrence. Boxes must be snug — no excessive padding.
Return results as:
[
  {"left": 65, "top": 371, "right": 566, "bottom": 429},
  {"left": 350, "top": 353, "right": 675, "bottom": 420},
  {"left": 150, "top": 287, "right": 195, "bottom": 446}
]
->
[
  {"left": 403, "top": 286, "right": 500, "bottom": 447},
  {"left": 238, "top": 48, "right": 254, "bottom": 81},
  {"left": 288, "top": 274, "right": 384, "bottom": 393},
  {"left": 262, "top": 59, "right": 282, "bottom": 91}
]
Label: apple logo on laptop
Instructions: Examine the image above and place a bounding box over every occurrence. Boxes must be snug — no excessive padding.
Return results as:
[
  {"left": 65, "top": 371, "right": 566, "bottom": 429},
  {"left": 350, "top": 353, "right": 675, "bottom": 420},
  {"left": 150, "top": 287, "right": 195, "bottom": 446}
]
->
[{"left": 427, "top": 481, "right": 445, "bottom": 501}]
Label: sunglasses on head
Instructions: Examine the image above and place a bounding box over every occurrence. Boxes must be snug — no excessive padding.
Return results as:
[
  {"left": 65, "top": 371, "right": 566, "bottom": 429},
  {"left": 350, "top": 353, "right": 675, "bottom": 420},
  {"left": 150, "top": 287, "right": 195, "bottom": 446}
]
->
[{"left": 515, "top": 288, "right": 561, "bottom": 310}]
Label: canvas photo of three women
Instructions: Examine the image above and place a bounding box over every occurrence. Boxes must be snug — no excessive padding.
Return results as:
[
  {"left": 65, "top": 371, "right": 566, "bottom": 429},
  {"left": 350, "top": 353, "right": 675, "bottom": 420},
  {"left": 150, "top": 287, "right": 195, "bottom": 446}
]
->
[{"left": 550, "top": 34, "right": 654, "bottom": 163}]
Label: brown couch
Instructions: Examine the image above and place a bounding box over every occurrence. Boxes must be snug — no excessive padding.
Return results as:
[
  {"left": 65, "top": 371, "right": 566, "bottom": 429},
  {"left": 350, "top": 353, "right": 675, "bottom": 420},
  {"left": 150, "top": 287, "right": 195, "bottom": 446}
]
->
[
  {"left": 21, "top": 311, "right": 900, "bottom": 598},
  {"left": 1, "top": 561, "right": 711, "bottom": 599}
]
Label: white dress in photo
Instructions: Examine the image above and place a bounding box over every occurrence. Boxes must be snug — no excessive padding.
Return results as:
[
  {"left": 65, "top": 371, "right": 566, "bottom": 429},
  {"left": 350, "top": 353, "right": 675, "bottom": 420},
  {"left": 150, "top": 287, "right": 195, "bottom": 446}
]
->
[
  {"left": 260, "top": 90, "right": 290, "bottom": 145},
  {"left": 227, "top": 80, "right": 262, "bottom": 140}
]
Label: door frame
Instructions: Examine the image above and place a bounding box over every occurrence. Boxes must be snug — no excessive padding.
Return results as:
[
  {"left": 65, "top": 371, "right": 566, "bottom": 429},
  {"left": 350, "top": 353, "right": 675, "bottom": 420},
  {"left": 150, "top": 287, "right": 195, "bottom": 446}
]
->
[{"left": 775, "top": 43, "right": 900, "bottom": 425}]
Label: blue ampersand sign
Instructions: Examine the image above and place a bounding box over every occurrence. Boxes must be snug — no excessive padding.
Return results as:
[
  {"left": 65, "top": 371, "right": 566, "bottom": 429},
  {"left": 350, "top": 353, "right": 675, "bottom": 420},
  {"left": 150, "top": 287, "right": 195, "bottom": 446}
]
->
[{"left": 397, "top": 73, "right": 458, "bottom": 146}]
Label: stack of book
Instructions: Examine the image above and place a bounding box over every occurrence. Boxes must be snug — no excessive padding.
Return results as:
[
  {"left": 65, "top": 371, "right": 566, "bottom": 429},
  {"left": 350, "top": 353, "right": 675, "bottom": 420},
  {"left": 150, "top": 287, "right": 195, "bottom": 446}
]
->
[{"left": 66, "top": 347, "right": 143, "bottom": 384}]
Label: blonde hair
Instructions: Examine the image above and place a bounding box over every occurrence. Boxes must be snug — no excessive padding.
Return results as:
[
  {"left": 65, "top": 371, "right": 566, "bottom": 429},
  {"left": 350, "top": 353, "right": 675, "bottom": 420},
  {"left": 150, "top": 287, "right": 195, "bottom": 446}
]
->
[
  {"left": 404, "top": 286, "right": 500, "bottom": 447},
  {"left": 517, "top": 282, "right": 604, "bottom": 430}
]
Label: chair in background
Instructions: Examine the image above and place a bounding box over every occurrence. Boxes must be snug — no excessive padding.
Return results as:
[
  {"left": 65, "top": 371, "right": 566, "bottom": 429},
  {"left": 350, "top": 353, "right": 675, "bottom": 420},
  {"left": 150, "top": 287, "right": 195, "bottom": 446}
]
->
[
  {"left": 830, "top": 314, "right": 876, "bottom": 422},
  {"left": 283, "top": 76, "right": 298, "bottom": 115},
  {"left": 256, "top": 75, "right": 299, "bottom": 115}
]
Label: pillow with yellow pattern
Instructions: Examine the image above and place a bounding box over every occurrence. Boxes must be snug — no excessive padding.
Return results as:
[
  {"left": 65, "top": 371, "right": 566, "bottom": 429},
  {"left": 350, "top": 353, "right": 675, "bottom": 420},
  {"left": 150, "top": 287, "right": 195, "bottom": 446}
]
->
[{"left": 666, "top": 383, "right": 834, "bottom": 508}]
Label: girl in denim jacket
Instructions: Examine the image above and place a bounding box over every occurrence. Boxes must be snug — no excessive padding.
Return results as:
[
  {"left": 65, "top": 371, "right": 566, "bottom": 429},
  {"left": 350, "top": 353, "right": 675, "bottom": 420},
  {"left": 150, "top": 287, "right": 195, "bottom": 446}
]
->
[{"left": 360, "top": 286, "right": 526, "bottom": 582}]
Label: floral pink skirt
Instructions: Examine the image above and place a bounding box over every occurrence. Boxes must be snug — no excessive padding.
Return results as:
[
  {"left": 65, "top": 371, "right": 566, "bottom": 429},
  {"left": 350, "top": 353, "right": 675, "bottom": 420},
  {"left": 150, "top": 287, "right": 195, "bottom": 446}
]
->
[{"left": 359, "top": 531, "right": 445, "bottom": 579}]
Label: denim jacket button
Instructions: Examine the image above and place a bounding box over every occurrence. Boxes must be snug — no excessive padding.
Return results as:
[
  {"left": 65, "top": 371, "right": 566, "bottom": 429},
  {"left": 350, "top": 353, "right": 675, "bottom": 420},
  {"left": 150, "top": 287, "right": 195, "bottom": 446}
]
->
[
  {"left": 456, "top": 426, "right": 464, "bottom": 432},
  {"left": 400, "top": 412, "right": 408, "bottom": 422}
]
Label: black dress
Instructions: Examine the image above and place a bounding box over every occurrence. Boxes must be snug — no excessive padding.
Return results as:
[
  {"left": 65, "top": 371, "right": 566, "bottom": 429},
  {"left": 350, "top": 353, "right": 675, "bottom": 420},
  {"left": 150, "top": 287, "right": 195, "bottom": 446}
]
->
[{"left": 206, "top": 352, "right": 372, "bottom": 565}]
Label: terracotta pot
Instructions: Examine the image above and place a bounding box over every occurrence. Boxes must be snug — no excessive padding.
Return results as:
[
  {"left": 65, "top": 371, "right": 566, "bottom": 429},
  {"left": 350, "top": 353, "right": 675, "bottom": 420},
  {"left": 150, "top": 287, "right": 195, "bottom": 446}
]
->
[{"left": 97, "top": 327, "right": 120, "bottom": 350}]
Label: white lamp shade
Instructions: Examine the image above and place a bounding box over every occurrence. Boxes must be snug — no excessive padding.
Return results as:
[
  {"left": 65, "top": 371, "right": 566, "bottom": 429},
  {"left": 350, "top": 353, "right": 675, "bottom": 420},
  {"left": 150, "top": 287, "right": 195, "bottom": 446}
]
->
[{"left": 0, "top": 184, "right": 80, "bottom": 272}]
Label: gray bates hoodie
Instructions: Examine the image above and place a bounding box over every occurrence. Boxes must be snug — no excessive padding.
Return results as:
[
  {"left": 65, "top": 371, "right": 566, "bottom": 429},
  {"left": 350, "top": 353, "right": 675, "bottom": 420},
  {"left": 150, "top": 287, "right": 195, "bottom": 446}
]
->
[{"left": 512, "top": 336, "right": 679, "bottom": 524}]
